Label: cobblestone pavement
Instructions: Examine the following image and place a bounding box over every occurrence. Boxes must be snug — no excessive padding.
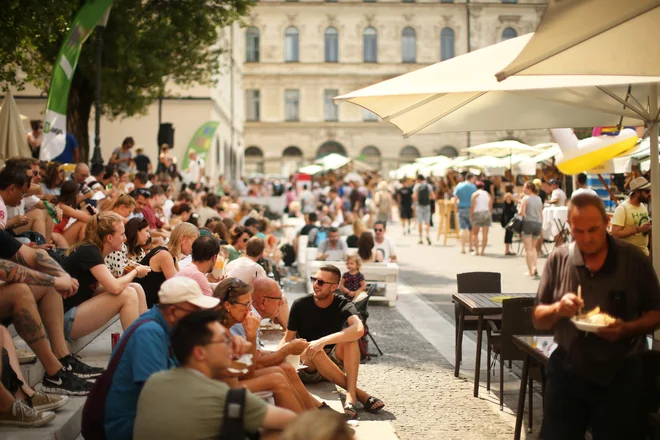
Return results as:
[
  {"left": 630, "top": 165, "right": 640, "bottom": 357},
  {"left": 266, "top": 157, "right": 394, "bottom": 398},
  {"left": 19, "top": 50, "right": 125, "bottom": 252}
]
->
[{"left": 297, "top": 220, "right": 550, "bottom": 439}]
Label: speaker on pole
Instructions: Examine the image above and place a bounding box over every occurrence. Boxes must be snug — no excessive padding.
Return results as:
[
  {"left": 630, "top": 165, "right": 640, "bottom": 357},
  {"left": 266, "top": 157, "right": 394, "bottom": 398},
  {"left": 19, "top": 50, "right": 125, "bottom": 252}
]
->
[{"left": 158, "top": 123, "right": 174, "bottom": 148}]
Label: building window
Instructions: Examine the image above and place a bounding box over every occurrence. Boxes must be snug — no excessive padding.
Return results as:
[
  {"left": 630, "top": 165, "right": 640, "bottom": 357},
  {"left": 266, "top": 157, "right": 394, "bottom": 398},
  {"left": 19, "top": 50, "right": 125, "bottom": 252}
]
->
[
  {"left": 437, "top": 146, "right": 459, "bottom": 158},
  {"left": 360, "top": 146, "right": 381, "bottom": 169},
  {"left": 363, "top": 108, "right": 380, "bottom": 122},
  {"left": 282, "top": 146, "right": 303, "bottom": 175},
  {"left": 284, "top": 27, "right": 299, "bottom": 62},
  {"left": 364, "top": 0, "right": 376, "bottom": 2},
  {"left": 324, "top": 89, "right": 339, "bottom": 122},
  {"left": 501, "top": 0, "right": 517, "bottom": 3},
  {"left": 245, "top": 27, "right": 260, "bottom": 62},
  {"left": 285, "top": 89, "right": 300, "bottom": 121},
  {"left": 440, "top": 0, "right": 454, "bottom": 3},
  {"left": 502, "top": 27, "right": 518, "bottom": 41},
  {"left": 324, "top": 27, "right": 339, "bottom": 62},
  {"left": 401, "top": 27, "right": 416, "bottom": 63},
  {"left": 441, "top": 27, "right": 455, "bottom": 61},
  {"left": 246, "top": 89, "right": 260, "bottom": 121},
  {"left": 363, "top": 27, "right": 378, "bottom": 63},
  {"left": 399, "top": 145, "right": 421, "bottom": 165},
  {"left": 245, "top": 146, "right": 265, "bottom": 174},
  {"left": 403, "top": 0, "right": 415, "bottom": 2}
]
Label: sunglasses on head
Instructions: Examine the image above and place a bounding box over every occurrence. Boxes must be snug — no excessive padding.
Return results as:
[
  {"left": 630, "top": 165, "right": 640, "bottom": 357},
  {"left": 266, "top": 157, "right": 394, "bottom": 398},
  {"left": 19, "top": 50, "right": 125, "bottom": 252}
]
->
[{"left": 310, "top": 276, "right": 335, "bottom": 287}]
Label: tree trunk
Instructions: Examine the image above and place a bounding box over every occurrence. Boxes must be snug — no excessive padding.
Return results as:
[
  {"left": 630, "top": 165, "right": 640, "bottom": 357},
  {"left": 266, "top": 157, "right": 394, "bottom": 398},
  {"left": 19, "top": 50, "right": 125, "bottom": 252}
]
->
[{"left": 67, "top": 70, "right": 94, "bottom": 164}]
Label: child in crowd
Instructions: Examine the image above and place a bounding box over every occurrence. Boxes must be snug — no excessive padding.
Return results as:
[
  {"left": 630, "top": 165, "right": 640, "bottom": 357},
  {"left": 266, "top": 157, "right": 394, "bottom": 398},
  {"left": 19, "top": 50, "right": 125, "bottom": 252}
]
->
[{"left": 339, "top": 254, "right": 366, "bottom": 300}]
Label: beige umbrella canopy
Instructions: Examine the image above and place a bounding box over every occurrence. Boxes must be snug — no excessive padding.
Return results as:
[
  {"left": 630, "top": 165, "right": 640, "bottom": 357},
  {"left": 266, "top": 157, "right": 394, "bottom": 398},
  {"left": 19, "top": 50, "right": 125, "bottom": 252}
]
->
[{"left": 0, "top": 91, "right": 31, "bottom": 159}]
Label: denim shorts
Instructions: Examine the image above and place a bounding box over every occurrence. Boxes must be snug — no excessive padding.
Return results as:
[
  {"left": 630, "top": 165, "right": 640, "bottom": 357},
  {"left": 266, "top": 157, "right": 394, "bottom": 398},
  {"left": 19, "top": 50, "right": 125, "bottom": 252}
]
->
[
  {"left": 522, "top": 220, "right": 542, "bottom": 238},
  {"left": 458, "top": 208, "right": 472, "bottom": 230},
  {"left": 416, "top": 204, "right": 431, "bottom": 224},
  {"left": 63, "top": 306, "right": 78, "bottom": 342}
]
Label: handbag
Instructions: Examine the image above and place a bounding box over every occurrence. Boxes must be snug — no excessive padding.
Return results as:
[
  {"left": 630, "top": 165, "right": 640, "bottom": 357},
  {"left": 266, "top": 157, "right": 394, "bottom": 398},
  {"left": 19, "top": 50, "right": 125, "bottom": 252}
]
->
[{"left": 505, "top": 215, "right": 523, "bottom": 234}]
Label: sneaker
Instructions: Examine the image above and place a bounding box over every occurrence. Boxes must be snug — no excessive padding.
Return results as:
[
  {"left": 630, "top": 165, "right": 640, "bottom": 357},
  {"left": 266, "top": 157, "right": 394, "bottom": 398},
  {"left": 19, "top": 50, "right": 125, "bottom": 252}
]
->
[
  {"left": 42, "top": 369, "right": 94, "bottom": 396},
  {"left": 24, "top": 391, "right": 69, "bottom": 412},
  {"left": 0, "top": 400, "right": 55, "bottom": 427},
  {"left": 426, "top": 237, "right": 432, "bottom": 245},
  {"left": 60, "top": 354, "right": 105, "bottom": 378}
]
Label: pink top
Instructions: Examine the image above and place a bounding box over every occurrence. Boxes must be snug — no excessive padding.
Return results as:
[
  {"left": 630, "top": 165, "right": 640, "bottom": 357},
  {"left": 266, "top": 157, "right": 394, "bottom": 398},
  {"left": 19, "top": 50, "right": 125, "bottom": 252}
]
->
[{"left": 175, "top": 263, "right": 213, "bottom": 297}]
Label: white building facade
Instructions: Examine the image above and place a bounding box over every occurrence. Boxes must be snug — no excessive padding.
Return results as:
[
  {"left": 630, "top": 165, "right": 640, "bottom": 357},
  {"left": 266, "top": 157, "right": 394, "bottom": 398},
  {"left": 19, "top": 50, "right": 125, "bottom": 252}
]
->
[{"left": 243, "top": 0, "right": 550, "bottom": 175}]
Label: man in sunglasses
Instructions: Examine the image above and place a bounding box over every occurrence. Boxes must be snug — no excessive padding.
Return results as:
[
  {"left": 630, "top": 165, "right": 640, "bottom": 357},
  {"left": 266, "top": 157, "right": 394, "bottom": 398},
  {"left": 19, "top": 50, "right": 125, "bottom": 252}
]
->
[
  {"left": 610, "top": 177, "right": 652, "bottom": 256},
  {"left": 282, "top": 265, "right": 384, "bottom": 420},
  {"left": 373, "top": 221, "right": 397, "bottom": 262}
]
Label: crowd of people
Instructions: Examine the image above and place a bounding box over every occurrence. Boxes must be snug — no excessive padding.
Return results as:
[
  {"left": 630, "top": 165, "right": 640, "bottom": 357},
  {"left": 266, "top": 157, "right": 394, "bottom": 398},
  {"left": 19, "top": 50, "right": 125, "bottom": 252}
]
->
[{"left": 0, "top": 148, "right": 392, "bottom": 439}]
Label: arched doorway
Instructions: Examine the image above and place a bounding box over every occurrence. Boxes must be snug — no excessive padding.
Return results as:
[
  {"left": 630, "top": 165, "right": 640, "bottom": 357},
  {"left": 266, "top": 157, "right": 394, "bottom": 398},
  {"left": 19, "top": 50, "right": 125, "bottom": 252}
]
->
[
  {"left": 317, "top": 141, "right": 347, "bottom": 159},
  {"left": 244, "top": 146, "right": 264, "bottom": 174},
  {"left": 282, "top": 146, "right": 303, "bottom": 176},
  {"left": 359, "top": 146, "right": 381, "bottom": 170},
  {"left": 399, "top": 145, "right": 420, "bottom": 166},
  {"left": 437, "top": 146, "right": 459, "bottom": 158}
]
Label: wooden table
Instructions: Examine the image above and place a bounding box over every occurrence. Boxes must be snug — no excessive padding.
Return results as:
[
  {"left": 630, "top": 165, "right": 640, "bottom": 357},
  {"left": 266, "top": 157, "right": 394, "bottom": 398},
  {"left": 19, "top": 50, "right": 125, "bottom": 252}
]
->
[{"left": 452, "top": 292, "right": 536, "bottom": 397}]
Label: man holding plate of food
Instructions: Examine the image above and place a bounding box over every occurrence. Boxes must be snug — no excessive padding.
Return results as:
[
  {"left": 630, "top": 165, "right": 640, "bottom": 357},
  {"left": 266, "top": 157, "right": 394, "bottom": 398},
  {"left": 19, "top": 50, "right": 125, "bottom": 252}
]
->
[{"left": 533, "top": 192, "right": 660, "bottom": 440}]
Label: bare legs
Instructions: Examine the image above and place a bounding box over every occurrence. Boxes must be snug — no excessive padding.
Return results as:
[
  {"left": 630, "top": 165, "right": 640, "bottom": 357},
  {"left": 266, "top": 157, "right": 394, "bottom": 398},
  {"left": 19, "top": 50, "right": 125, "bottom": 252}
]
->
[
  {"left": 460, "top": 229, "right": 473, "bottom": 253},
  {"left": 0, "top": 330, "right": 15, "bottom": 412},
  {"left": 0, "top": 284, "right": 63, "bottom": 376},
  {"left": 241, "top": 367, "right": 304, "bottom": 413},
  {"left": 68, "top": 286, "right": 147, "bottom": 340},
  {"left": 472, "top": 226, "right": 489, "bottom": 255},
  {"left": 0, "top": 326, "right": 35, "bottom": 399},
  {"left": 523, "top": 235, "right": 538, "bottom": 276},
  {"left": 275, "top": 362, "right": 321, "bottom": 410},
  {"left": 61, "top": 222, "right": 86, "bottom": 247}
]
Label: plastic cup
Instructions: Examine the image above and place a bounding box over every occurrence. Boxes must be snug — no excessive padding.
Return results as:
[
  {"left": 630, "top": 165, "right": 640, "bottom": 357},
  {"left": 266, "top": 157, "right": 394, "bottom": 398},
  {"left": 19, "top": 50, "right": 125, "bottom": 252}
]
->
[{"left": 285, "top": 354, "right": 300, "bottom": 369}]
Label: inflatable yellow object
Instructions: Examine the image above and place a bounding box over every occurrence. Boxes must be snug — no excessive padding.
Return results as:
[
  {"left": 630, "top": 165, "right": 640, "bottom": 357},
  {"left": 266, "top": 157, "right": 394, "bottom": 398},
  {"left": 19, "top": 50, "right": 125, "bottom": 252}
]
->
[{"left": 552, "top": 128, "right": 638, "bottom": 175}]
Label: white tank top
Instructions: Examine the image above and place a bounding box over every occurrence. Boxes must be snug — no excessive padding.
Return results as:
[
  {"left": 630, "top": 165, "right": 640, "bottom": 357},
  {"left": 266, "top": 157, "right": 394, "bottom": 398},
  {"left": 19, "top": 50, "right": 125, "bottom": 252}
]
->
[{"left": 473, "top": 190, "right": 490, "bottom": 212}]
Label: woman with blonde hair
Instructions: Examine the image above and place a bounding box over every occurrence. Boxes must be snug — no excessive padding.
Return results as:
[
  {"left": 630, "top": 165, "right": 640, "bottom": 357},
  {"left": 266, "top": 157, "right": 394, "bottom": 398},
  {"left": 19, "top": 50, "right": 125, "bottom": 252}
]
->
[
  {"left": 137, "top": 222, "right": 199, "bottom": 307},
  {"left": 373, "top": 181, "right": 393, "bottom": 224},
  {"left": 108, "top": 193, "right": 136, "bottom": 222},
  {"left": 346, "top": 219, "right": 366, "bottom": 248},
  {"left": 61, "top": 212, "right": 150, "bottom": 341}
]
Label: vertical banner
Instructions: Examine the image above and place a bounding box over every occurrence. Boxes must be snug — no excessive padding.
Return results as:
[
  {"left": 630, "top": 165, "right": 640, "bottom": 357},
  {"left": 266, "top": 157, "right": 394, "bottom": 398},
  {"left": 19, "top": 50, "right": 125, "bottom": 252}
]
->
[
  {"left": 41, "top": 0, "right": 113, "bottom": 161},
  {"left": 181, "top": 121, "right": 220, "bottom": 170}
]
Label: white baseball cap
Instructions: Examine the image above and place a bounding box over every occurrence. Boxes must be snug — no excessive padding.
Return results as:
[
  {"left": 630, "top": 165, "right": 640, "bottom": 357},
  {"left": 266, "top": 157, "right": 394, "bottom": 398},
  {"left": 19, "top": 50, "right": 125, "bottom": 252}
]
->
[{"left": 158, "top": 277, "right": 220, "bottom": 309}]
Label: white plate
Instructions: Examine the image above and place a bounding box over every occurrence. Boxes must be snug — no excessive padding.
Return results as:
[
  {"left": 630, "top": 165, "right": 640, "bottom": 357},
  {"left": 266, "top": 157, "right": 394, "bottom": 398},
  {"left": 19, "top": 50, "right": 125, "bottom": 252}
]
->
[{"left": 571, "top": 318, "right": 607, "bottom": 332}]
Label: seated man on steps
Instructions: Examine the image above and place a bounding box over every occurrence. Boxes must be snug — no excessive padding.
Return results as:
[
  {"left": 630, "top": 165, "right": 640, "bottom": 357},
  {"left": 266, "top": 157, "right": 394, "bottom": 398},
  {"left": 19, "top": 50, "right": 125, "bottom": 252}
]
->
[
  {"left": 133, "top": 310, "right": 297, "bottom": 439},
  {"left": 0, "top": 228, "right": 101, "bottom": 395},
  {"left": 280, "top": 264, "right": 384, "bottom": 420}
]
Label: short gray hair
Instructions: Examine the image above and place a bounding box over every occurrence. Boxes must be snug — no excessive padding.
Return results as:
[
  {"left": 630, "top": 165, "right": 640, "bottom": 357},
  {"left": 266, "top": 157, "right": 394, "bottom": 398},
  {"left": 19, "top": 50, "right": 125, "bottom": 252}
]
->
[{"left": 568, "top": 193, "right": 608, "bottom": 223}]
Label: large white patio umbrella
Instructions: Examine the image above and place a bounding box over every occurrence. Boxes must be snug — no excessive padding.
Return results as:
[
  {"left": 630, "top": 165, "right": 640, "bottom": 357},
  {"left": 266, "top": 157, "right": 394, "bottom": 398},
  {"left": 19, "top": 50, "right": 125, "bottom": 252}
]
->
[
  {"left": 0, "top": 91, "right": 31, "bottom": 159},
  {"left": 494, "top": 1, "right": 660, "bottom": 279},
  {"left": 464, "top": 140, "right": 540, "bottom": 158}
]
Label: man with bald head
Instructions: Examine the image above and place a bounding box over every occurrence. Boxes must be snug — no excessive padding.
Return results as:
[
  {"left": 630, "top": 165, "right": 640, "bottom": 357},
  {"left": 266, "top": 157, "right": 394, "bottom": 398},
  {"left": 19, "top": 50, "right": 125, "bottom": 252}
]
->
[{"left": 71, "top": 163, "right": 95, "bottom": 205}]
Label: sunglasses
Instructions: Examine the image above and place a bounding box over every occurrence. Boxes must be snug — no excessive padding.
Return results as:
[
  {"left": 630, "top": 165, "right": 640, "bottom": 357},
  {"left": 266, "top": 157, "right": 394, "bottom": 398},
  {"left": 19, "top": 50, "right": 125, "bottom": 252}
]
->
[
  {"left": 310, "top": 276, "right": 336, "bottom": 287},
  {"left": 374, "top": 229, "right": 384, "bottom": 232}
]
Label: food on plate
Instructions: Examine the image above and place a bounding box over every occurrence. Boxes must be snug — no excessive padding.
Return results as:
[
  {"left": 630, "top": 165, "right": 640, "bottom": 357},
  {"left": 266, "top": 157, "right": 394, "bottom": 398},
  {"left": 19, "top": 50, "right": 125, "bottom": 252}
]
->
[{"left": 576, "top": 306, "right": 616, "bottom": 326}]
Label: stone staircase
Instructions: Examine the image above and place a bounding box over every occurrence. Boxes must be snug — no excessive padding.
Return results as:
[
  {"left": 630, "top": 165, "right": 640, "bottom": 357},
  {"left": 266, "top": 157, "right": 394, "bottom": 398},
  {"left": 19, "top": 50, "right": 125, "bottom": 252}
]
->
[{"left": 0, "top": 317, "right": 120, "bottom": 440}]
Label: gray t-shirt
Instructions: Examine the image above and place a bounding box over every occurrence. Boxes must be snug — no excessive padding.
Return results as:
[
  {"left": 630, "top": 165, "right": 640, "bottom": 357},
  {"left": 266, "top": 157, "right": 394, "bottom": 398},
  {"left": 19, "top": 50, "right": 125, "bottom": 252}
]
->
[
  {"left": 522, "top": 194, "right": 542, "bottom": 223},
  {"left": 112, "top": 147, "right": 132, "bottom": 172},
  {"left": 317, "top": 238, "right": 347, "bottom": 258},
  {"left": 536, "top": 236, "right": 660, "bottom": 385},
  {"left": 133, "top": 368, "right": 268, "bottom": 439}
]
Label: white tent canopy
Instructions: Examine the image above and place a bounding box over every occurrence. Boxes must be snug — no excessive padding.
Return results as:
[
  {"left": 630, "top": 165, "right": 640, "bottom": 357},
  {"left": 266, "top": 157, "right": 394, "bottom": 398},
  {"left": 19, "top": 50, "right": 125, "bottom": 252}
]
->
[{"left": 464, "top": 140, "right": 541, "bottom": 157}]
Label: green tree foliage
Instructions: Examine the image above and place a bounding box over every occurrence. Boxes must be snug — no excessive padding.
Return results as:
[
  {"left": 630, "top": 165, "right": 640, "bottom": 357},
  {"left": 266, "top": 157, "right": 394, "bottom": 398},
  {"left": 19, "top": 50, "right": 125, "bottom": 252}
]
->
[{"left": 0, "top": 0, "right": 253, "bottom": 160}]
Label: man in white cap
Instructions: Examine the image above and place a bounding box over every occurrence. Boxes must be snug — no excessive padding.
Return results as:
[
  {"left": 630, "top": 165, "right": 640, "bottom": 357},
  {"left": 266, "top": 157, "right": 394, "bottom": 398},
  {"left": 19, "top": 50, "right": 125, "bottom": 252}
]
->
[
  {"left": 103, "top": 277, "right": 222, "bottom": 440},
  {"left": 611, "top": 176, "right": 652, "bottom": 256}
]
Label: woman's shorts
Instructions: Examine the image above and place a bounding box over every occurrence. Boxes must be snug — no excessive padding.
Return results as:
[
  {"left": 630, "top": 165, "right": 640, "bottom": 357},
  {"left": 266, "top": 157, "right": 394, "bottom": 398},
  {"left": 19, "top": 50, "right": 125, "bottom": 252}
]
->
[
  {"left": 63, "top": 306, "right": 79, "bottom": 342},
  {"left": 472, "top": 211, "right": 491, "bottom": 228},
  {"left": 522, "top": 220, "right": 542, "bottom": 238}
]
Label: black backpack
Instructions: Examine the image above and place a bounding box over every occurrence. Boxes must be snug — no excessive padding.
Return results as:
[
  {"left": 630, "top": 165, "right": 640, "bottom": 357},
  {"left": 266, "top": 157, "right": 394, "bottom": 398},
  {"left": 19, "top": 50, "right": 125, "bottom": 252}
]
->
[
  {"left": 417, "top": 184, "right": 430, "bottom": 206},
  {"left": 81, "top": 319, "right": 154, "bottom": 440},
  {"left": 220, "top": 388, "right": 260, "bottom": 440}
]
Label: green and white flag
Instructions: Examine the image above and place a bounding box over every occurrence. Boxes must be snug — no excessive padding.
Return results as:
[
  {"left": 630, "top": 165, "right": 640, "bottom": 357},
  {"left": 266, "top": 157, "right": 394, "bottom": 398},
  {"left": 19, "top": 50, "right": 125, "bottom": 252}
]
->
[{"left": 41, "top": 0, "right": 113, "bottom": 161}]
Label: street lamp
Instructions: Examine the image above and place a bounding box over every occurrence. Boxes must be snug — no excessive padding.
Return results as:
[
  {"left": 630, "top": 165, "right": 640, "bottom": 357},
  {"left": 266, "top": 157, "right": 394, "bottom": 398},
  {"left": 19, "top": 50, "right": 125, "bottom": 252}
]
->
[{"left": 91, "top": 7, "right": 112, "bottom": 166}]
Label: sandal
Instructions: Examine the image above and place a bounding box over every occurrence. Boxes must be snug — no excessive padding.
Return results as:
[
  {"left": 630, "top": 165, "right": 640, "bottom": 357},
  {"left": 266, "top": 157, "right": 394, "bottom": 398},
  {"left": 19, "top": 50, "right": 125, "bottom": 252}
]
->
[
  {"left": 363, "top": 396, "right": 384, "bottom": 413},
  {"left": 343, "top": 402, "right": 358, "bottom": 420}
]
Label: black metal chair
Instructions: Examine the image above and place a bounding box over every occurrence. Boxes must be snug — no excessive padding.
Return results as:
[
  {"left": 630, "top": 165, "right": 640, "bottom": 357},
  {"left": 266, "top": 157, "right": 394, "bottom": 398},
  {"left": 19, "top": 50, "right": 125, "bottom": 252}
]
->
[
  {"left": 354, "top": 284, "right": 383, "bottom": 359},
  {"left": 488, "top": 297, "right": 550, "bottom": 432},
  {"left": 455, "top": 272, "right": 502, "bottom": 366}
]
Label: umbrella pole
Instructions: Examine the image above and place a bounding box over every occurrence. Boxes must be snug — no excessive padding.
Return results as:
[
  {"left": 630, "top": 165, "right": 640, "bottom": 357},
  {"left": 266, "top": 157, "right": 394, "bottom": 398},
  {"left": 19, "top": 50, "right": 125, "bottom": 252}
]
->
[{"left": 651, "top": 83, "right": 660, "bottom": 347}]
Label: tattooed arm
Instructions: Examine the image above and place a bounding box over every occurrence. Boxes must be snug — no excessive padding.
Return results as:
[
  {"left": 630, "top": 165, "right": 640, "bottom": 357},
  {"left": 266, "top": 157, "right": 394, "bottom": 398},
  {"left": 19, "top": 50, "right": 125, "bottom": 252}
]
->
[
  {"left": 11, "top": 246, "right": 66, "bottom": 277},
  {"left": 0, "top": 258, "right": 56, "bottom": 286}
]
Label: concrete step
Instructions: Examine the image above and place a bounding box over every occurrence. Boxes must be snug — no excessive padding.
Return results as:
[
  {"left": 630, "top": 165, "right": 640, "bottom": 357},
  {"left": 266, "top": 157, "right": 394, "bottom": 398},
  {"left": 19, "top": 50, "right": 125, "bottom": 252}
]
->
[
  {"left": 11, "top": 316, "right": 119, "bottom": 387},
  {"left": 0, "top": 320, "right": 121, "bottom": 440}
]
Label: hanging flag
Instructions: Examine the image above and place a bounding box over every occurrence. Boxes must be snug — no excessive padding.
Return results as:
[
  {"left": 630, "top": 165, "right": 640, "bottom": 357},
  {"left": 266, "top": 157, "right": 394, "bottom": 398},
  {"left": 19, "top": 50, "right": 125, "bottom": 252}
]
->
[
  {"left": 181, "top": 121, "right": 220, "bottom": 170},
  {"left": 41, "top": 0, "right": 113, "bottom": 161}
]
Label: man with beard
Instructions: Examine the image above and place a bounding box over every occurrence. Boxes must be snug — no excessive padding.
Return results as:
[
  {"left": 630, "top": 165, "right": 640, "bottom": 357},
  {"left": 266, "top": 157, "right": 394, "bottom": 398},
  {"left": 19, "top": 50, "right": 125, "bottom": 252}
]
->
[
  {"left": 281, "top": 265, "right": 384, "bottom": 420},
  {"left": 610, "top": 177, "right": 652, "bottom": 256},
  {"left": 533, "top": 193, "right": 660, "bottom": 439}
]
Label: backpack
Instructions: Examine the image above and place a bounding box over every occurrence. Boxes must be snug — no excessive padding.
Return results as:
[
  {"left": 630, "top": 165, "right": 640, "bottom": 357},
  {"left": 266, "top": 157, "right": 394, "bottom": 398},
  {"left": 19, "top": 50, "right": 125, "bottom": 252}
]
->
[
  {"left": 376, "top": 192, "right": 391, "bottom": 214},
  {"left": 417, "top": 184, "right": 430, "bottom": 206},
  {"left": 219, "top": 388, "right": 261, "bottom": 440},
  {"left": 314, "top": 229, "right": 328, "bottom": 247},
  {"left": 81, "top": 319, "right": 154, "bottom": 440}
]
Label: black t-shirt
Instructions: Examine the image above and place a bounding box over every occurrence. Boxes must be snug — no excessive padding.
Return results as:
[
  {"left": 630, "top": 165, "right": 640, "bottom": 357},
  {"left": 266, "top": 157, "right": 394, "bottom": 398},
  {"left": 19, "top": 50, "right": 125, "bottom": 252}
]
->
[
  {"left": 397, "top": 187, "right": 413, "bottom": 208},
  {"left": 288, "top": 294, "right": 359, "bottom": 346},
  {"left": 0, "top": 230, "right": 22, "bottom": 259},
  {"left": 300, "top": 224, "right": 316, "bottom": 236},
  {"left": 539, "top": 189, "right": 548, "bottom": 204},
  {"left": 62, "top": 244, "right": 105, "bottom": 311},
  {"left": 134, "top": 154, "right": 151, "bottom": 173},
  {"left": 349, "top": 189, "right": 363, "bottom": 211}
]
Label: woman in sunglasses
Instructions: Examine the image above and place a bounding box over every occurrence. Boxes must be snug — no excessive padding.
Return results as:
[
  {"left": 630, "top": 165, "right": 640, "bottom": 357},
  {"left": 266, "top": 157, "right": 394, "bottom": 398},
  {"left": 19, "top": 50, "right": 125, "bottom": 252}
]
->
[
  {"left": 225, "top": 226, "right": 252, "bottom": 262},
  {"left": 213, "top": 278, "right": 309, "bottom": 414}
]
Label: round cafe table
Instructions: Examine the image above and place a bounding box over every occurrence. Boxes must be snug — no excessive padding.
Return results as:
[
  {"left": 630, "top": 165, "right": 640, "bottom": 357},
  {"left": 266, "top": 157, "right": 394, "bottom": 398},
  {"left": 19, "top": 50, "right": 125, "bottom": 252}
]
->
[{"left": 542, "top": 206, "right": 569, "bottom": 241}]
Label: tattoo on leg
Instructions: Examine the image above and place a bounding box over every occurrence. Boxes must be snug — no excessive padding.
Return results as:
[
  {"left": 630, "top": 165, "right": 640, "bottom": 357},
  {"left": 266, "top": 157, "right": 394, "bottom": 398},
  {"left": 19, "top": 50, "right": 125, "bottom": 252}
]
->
[{"left": 14, "top": 308, "right": 46, "bottom": 345}]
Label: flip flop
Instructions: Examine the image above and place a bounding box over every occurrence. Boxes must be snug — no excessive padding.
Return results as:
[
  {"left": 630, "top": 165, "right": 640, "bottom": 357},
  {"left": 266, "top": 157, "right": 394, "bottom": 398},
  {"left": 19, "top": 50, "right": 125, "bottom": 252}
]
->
[
  {"left": 343, "top": 402, "right": 358, "bottom": 420},
  {"left": 363, "top": 396, "right": 384, "bottom": 413}
]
